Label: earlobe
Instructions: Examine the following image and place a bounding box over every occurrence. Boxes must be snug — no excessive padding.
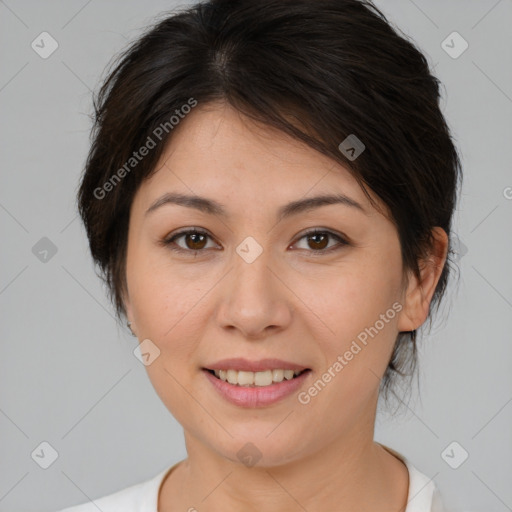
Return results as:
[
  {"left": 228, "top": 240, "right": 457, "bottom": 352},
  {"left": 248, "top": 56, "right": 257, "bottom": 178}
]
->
[
  {"left": 397, "top": 227, "right": 449, "bottom": 333},
  {"left": 127, "top": 321, "right": 137, "bottom": 337},
  {"left": 123, "top": 295, "right": 137, "bottom": 337}
]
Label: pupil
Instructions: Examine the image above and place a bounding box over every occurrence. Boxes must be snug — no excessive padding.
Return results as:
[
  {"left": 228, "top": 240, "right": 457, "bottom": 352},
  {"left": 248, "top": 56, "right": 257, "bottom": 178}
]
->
[
  {"left": 188, "top": 233, "right": 206, "bottom": 250},
  {"left": 185, "top": 233, "right": 329, "bottom": 251},
  {"left": 309, "top": 233, "right": 328, "bottom": 250}
]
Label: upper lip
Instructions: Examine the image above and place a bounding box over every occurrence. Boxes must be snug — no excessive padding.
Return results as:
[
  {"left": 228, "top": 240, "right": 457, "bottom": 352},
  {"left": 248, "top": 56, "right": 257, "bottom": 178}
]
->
[{"left": 203, "top": 358, "right": 310, "bottom": 373}]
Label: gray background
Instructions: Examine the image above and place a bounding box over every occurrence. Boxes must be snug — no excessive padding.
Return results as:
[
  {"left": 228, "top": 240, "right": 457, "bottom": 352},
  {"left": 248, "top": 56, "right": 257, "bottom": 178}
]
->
[{"left": 0, "top": 1, "right": 511, "bottom": 511}]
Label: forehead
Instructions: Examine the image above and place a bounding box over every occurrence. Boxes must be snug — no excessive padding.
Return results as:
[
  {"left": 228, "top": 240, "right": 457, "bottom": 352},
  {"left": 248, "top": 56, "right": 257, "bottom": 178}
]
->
[{"left": 134, "top": 102, "right": 379, "bottom": 216}]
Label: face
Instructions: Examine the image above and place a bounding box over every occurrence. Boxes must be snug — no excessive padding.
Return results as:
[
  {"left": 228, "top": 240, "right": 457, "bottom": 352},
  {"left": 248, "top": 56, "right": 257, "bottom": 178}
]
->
[{"left": 124, "top": 101, "right": 440, "bottom": 467}]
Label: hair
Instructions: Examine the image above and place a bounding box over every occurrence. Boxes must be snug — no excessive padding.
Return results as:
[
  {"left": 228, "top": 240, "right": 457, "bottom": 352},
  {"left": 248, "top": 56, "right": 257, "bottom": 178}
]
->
[{"left": 77, "top": 0, "right": 462, "bottom": 405}]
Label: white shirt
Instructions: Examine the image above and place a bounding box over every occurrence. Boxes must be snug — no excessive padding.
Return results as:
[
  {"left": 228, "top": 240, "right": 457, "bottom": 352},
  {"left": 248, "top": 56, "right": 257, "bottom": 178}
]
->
[{"left": 55, "top": 444, "right": 445, "bottom": 512}]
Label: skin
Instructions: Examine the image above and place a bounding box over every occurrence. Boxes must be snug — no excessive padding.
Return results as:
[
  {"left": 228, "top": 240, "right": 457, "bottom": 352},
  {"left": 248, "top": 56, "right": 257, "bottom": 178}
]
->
[{"left": 123, "top": 101, "right": 448, "bottom": 512}]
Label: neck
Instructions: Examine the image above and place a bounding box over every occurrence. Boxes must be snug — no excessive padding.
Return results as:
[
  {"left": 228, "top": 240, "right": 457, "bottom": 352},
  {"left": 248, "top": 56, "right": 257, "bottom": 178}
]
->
[{"left": 159, "top": 420, "right": 409, "bottom": 512}]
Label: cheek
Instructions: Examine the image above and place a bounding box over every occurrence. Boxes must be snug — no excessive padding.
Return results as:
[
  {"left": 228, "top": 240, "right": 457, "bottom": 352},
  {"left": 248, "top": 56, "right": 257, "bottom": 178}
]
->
[
  {"left": 297, "top": 262, "right": 403, "bottom": 425},
  {"left": 297, "top": 248, "right": 403, "bottom": 366},
  {"left": 127, "top": 251, "right": 210, "bottom": 422},
  {"left": 132, "top": 275, "right": 206, "bottom": 352},
  {"left": 127, "top": 245, "right": 218, "bottom": 373},
  {"left": 127, "top": 243, "right": 195, "bottom": 332}
]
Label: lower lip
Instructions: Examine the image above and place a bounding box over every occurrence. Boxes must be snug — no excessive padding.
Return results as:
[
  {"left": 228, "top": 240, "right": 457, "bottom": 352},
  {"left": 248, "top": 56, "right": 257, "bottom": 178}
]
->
[{"left": 203, "top": 369, "right": 311, "bottom": 408}]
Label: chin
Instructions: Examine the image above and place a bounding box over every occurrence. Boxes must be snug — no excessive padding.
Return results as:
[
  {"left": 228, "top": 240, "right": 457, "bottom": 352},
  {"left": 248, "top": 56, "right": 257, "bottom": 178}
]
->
[{"left": 208, "top": 430, "right": 306, "bottom": 469}]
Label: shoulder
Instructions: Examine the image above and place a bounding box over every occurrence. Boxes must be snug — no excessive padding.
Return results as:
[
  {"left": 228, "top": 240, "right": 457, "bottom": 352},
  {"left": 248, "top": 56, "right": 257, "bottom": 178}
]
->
[
  {"left": 405, "top": 461, "right": 445, "bottom": 511},
  {"left": 53, "top": 465, "right": 175, "bottom": 512},
  {"left": 378, "top": 443, "right": 446, "bottom": 512}
]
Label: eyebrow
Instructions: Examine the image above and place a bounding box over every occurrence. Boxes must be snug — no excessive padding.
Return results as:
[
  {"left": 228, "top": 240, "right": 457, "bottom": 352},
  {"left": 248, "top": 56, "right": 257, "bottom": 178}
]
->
[{"left": 145, "top": 192, "right": 368, "bottom": 220}]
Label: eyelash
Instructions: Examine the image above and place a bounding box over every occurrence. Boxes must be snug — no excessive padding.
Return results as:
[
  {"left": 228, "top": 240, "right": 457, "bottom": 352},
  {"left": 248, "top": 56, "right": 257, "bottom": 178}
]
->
[{"left": 161, "top": 228, "right": 349, "bottom": 256}]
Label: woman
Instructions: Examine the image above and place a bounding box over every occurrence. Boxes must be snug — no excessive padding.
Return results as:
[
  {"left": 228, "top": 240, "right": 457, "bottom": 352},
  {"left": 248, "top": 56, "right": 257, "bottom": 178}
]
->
[{"left": 57, "top": 0, "right": 461, "bottom": 510}]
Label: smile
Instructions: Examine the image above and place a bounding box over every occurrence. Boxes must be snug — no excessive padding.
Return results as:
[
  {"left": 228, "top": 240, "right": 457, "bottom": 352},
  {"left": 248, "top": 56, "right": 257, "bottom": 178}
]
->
[
  {"left": 202, "top": 368, "right": 312, "bottom": 407},
  {"left": 207, "top": 368, "right": 308, "bottom": 387}
]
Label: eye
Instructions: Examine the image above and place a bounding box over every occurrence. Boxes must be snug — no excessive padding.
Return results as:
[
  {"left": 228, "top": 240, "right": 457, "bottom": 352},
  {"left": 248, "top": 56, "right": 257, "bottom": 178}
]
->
[
  {"left": 162, "top": 228, "right": 219, "bottom": 254},
  {"left": 161, "top": 227, "right": 349, "bottom": 256},
  {"left": 291, "top": 228, "right": 349, "bottom": 254}
]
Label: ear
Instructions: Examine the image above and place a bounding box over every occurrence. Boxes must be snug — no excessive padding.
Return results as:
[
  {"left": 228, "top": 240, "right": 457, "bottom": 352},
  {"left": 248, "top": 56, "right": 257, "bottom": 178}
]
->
[
  {"left": 124, "top": 299, "right": 133, "bottom": 323},
  {"left": 397, "top": 227, "right": 449, "bottom": 332},
  {"left": 122, "top": 289, "right": 136, "bottom": 334}
]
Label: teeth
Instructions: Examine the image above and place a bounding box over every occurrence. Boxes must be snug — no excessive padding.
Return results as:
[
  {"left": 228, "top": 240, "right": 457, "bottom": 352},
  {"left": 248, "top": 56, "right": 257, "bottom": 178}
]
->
[{"left": 213, "top": 369, "right": 304, "bottom": 387}]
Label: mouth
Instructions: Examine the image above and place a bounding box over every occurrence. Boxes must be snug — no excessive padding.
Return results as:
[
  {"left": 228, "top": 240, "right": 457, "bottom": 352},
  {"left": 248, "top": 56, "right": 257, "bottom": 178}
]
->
[
  {"left": 202, "top": 367, "right": 311, "bottom": 387},
  {"left": 202, "top": 366, "right": 312, "bottom": 407}
]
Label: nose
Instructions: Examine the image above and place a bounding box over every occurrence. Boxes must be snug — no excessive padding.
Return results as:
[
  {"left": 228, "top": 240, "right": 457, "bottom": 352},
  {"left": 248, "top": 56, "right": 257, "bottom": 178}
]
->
[{"left": 215, "top": 247, "right": 293, "bottom": 340}]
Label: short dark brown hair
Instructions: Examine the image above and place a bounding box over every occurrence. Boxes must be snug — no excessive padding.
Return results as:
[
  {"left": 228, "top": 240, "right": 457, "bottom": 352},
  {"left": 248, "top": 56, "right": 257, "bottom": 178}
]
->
[{"left": 77, "top": 0, "right": 462, "bottom": 403}]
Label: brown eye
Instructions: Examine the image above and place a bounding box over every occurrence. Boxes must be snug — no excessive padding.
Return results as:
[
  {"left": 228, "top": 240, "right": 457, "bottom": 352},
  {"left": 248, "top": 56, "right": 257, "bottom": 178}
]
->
[
  {"left": 163, "top": 229, "right": 217, "bottom": 253},
  {"left": 182, "top": 232, "right": 208, "bottom": 250},
  {"left": 163, "top": 228, "right": 348, "bottom": 256},
  {"left": 306, "top": 232, "right": 329, "bottom": 250},
  {"left": 293, "top": 229, "right": 348, "bottom": 254}
]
